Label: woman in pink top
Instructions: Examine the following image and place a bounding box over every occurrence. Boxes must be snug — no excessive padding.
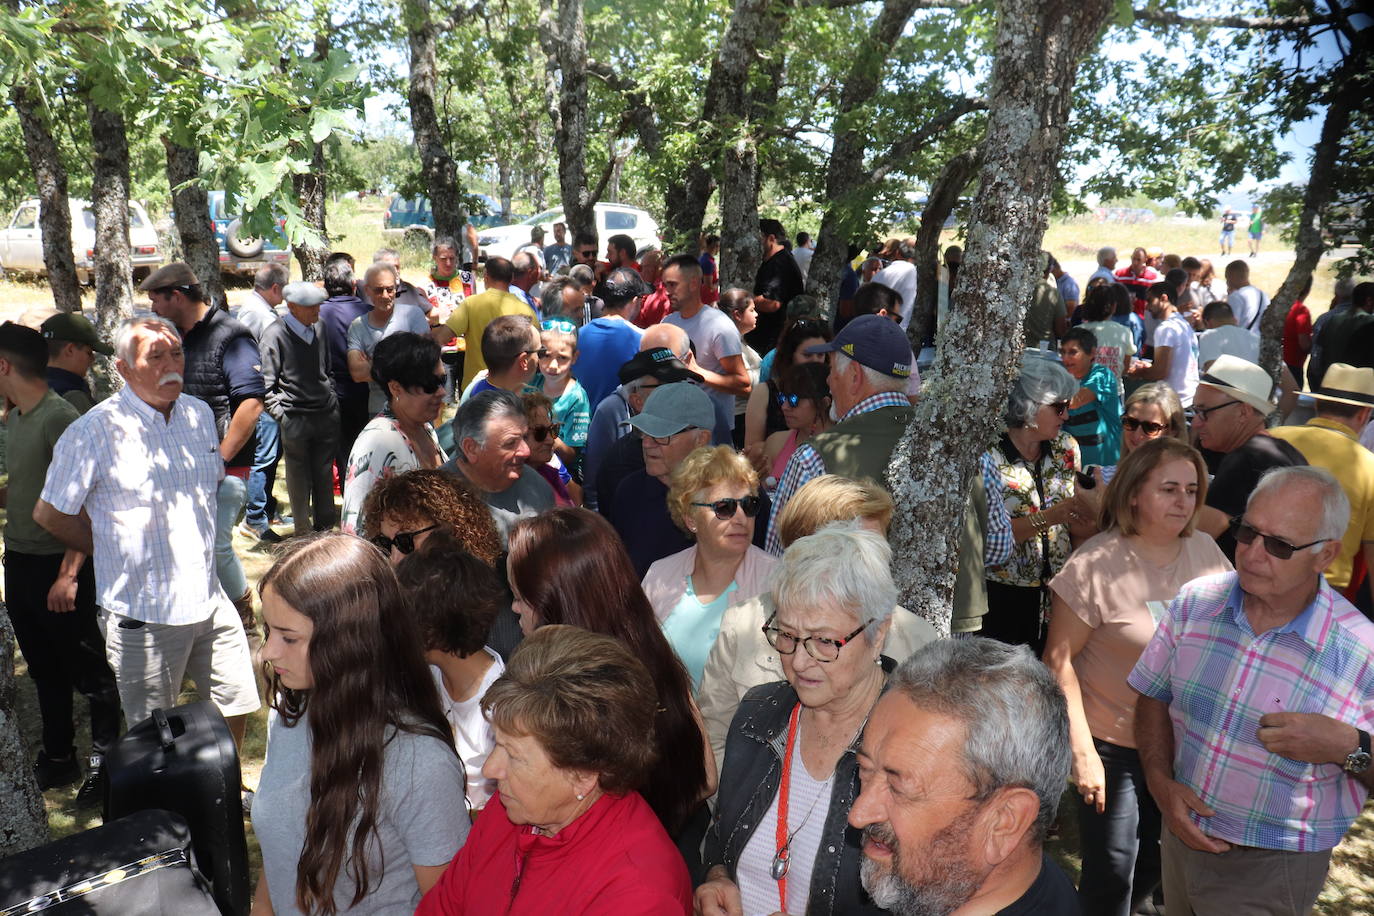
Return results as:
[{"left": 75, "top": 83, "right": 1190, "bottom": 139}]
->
[
  {"left": 761, "top": 363, "right": 833, "bottom": 492},
  {"left": 1043, "top": 437, "right": 1231, "bottom": 916}
]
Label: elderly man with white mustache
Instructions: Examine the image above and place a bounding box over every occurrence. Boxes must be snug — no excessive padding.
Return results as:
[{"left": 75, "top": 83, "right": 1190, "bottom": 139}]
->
[{"left": 35, "top": 315, "right": 260, "bottom": 751}]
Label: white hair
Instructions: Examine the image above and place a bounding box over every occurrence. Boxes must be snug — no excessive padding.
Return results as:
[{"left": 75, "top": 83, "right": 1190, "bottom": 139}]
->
[
  {"left": 1249, "top": 465, "right": 1351, "bottom": 546},
  {"left": 115, "top": 315, "right": 180, "bottom": 363},
  {"left": 1005, "top": 357, "right": 1077, "bottom": 429},
  {"left": 363, "top": 262, "right": 398, "bottom": 288},
  {"left": 834, "top": 351, "right": 907, "bottom": 395},
  {"left": 1097, "top": 246, "right": 1116, "bottom": 266},
  {"left": 773, "top": 520, "right": 896, "bottom": 642}
]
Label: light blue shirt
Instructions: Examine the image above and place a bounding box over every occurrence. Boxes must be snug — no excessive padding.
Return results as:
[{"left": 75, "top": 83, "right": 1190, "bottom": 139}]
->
[{"left": 663, "top": 578, "right": 739, "bottom": 690}]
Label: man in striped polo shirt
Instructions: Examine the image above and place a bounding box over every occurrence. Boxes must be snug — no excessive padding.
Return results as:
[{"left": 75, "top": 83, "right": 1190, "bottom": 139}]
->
[{"left": 1128, "top": 466, "right": 1374, "bottom": 915}]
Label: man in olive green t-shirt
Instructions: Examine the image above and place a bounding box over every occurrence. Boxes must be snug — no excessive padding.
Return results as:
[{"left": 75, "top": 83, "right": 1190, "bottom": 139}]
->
[{"left": 0, "top": 322, "right": 120, "bottom": 805}]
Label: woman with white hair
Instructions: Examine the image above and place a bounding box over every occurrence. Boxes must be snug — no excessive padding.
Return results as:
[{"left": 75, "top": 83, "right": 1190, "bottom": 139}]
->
[
  {"left": 696, "top": 522, "right": 896, "bottom": 916},
  {"left": 985, "top": 356, "right": 1094, "bottom": 654}
]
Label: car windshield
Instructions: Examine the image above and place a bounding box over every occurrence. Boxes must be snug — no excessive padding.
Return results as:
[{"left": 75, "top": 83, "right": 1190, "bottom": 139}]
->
[{"left": 520, "top": 209, "right": 563, "bottom": 226}]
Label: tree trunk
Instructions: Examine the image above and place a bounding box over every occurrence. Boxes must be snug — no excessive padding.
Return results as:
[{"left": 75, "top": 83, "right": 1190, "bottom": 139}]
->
[
  {"left": 663, "top": 166, "right": 716, "bottom": 253},
  {"left": 406, "top": 0, "right": 464, "bottom": 241},
  {"left": 1257, "top": 36, "right": 1366, "bottom": 382},
  {"left": 0, "top": 608, "right": 48, "bottom": 856},
  {"left": 886, "top": 0, "right": 1112, "bottom": 633},
  {"left": 291, "top": 142, "right": 329, "bottom": 281},
  {"left": 539, "top": 0, "right": 595, "bottom": 241},
  {"left": 85, "top": 95, "right": 133, "bottom": 399},
  {"left": 163, "top": 138, "right": 228, "bottom": 309},
  {"left": 711, "top": 0, "right": 777, "bottom": 290},
  {"left": 498, "top": 160, "right": 514, "bottom": 221},
  {"left": 12, "top": 84, "right": 82, "bottom": 313},
  {"left": 910, "top": 145, "right": 983, "bottom": 350}
]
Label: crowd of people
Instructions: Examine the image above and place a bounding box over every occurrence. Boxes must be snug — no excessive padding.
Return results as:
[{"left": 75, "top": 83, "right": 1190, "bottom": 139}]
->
[{"left": 2, "top": 218, "right": 1372, "bottom": 916}]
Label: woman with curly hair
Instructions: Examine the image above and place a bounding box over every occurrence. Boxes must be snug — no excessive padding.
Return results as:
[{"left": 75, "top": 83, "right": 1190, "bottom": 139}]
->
[
  {"left": 252, "top": 533, "right": 468, "bottom": 915},
  {"left": 360, "top": 469, "right": 502, "bottom": 567}
]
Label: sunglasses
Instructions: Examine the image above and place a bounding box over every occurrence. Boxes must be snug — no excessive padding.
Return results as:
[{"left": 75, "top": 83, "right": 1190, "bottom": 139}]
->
[
  {"left": 577, "top": 249, "right": 596, "bottom": 258},
  {"left": 1230, "top": 519, "right": 1327, "bottom": 560},
  {"left": 691, "top": 494, "right": 762, "bottom": 521},
  {"left": 408, "top": 374, "right": 447, "bottom": 394},
  {"left": 1122, "top": 416, "right": 1169, "bottom": 434},
  {"left": 525, "top": 347, "right": 550, "bottom": 360},
  {"left": 528, "top": 422, "right": 562, "bottom": 443},
  {"left": 1048, "top": 401, "right": 1070, "bottom": 417},
  {"left": 371, "top": 523, "right": 438, "bottom": 555},
  {"left": 776, "top": 392, "right": 804, "bottom": 408}
]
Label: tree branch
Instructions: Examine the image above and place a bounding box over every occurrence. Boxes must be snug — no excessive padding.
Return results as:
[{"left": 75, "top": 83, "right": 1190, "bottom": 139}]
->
[
  {"left": 444, "top": 1, "right": 485, "bottom": 31},
  {"left": 867, "top": 96, "right": 986, "bottom": 183},
  {"left": 1131, "top": 7, "right": 1333, "bottom": 31},
  {"left": 801, "top": 0, "right": 972, "bottom": 8}
]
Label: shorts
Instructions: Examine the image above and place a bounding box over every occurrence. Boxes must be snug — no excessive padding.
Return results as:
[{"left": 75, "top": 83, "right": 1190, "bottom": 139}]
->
[
  {"left": 98, "top": 599, "right": 261, "bottom": 726},
  {"left": 1249, "top": 231, "right": 1262, "bottom": 239},
  {"left": 1220, "top": 229, "right": 1235, "bottom": 243}
]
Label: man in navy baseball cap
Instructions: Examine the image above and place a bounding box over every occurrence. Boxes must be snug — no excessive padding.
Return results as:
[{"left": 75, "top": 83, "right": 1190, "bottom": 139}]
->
[{"left": 766, "top": 313, "right": 916, "bottom": 553}]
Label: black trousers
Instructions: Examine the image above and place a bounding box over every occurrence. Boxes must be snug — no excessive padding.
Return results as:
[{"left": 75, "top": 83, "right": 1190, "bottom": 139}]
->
[
  {"left": 4, "top": 551, "right": 122, "bottom": 756},
  {"left": 981, "top": 580, "right": 1048, "bottom": 656},
  {"left": 335, "top": 394, "right": 371, "bottom": 487}
]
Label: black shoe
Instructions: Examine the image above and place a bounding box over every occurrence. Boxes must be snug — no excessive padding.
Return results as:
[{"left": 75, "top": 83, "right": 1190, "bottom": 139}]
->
[
  {"left": 258, "top": 527, "right": 285, "bottom": 544},
  {"left": 75, "top": 753, "right": 105, "bottom": 808},
  {"left": 34, "top": 750, "right": 80, "bottom": 790}
]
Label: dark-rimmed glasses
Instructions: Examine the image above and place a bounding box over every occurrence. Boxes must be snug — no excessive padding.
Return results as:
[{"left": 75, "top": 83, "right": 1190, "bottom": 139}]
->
[
  {"left": 525, "top": 347, "right": 550, "bottom": 360},
  {"left": 1230, "top": 518, "right": 1328, "bottom": 560},
  {"left": 528, "top": 422, "right": 561, "bottom": 443},
  {"left": 1122, "top": 416, "right": 1169, "bottom": 434},
  {"left": 691, "top": 494, "right": 762, "bottom": 521},
  {"left": 1193, "top": 399, "right": 1241, "bottom": 421},
  {"left": 371, "top": 523, "right": 438, "bottom": 555},
  {"left": 762, "top": 612, "right": 875, "bottom": 662},
  {"left": 646, "top": 426, "right": 697, "bottom": 446},
  {"left": 1048, "top": 401, "right": 1070, "bottom": 417}
]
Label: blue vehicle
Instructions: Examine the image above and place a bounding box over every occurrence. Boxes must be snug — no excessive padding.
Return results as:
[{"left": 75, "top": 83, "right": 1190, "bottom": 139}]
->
[
  {"left": 208, "top": 190, "right": 290, "bottom": 278},
  {"left": 382, "top": 193, "right": 508, "bottom": 237}
]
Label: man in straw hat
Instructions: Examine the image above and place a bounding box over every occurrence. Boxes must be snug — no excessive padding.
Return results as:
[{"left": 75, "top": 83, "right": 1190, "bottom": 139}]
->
[
  {"left": 1191, "top": 354, "right": 1307, "bottom": 561},
  {"left": 1273, "top": 363, "right": 1374, "bottom": 615}
]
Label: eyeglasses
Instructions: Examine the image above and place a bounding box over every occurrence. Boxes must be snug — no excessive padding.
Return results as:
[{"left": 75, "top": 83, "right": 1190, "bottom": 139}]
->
[
  {"left": 776, "top": 393, "right": 803, "bottom": 408},
  {"left": 1192, "top": 399, "right": 1241, "bottom": 421},
  {"left": 527, "top": 422, "right": 561, "bottom": 443},
  {"left": 407, "top": 374, "right": 447, "bottom": 394},
  {"left": 577, "top": 249, "right": 596, "bottom": 259},
  {"left": 762, "top": 612, "right": 875, "bottom": 663},
  {"left": 1047, "top": 401, "right": 1070, "bottom": 417},
  {"left": 1122, "top": 416, "right": 1169, "bottom": 434},
  {"left": 1230, "top": 518, "right": 1328, "bottom": 560},
  {"left": 525, "top": 347, "right": 550, "bottom": 360},
  {"left": 691, "top": 494, "right": 762, "bottom": 520},
  {"left": 370, "top": 523, "right": 438, "bottom": 555},
  {"left": 646, "top": 426, "right": 697, "bottom": 446},
  {"left": 369, "top": 285, "right": 397, "bottom": 295}
]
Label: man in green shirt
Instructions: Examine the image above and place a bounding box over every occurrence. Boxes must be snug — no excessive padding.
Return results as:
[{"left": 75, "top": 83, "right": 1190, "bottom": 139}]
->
[{"left": 0, "top": 322, "right": 120, "bottom": 805}]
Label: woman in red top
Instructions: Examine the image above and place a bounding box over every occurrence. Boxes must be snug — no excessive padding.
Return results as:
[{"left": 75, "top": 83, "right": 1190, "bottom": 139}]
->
[
  {"left": 1283, "top": 275, "right": 1314, "bottom": 388},
  {"left": 416, "top": 625, "right": 692, "bottom": 915}
]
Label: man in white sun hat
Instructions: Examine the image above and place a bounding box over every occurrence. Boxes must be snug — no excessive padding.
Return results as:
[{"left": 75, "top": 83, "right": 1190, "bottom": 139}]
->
[{"left": 1191, "top": 354, "right": 1307, "bottom": 561}]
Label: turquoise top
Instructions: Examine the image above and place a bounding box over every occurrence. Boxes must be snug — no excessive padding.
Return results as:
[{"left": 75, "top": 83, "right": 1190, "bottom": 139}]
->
[{"left": 662, "top": 577, "right": 739, "bottom": 690}]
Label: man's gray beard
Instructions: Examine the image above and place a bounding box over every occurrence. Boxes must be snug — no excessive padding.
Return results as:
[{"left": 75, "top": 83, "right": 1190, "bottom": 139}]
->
[{"left": 859, "top": 817, "right": 985, "bottom": 916}]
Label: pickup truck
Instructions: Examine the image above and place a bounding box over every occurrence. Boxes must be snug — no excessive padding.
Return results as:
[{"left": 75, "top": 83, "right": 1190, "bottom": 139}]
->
[
  {"left": 0, "top": 198, "right": 162, "bottom": 285},
  {"left": 208, "top": 190, "right": 291, "bottom": 278}
]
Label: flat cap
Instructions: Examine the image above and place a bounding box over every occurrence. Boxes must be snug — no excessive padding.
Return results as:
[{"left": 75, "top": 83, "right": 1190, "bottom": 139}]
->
[
  {"left": 138, "top": 262, "right": 199, "bottom": 291},
  {"left": 282, "top": 282, "right": 327, "bottom": 307}
]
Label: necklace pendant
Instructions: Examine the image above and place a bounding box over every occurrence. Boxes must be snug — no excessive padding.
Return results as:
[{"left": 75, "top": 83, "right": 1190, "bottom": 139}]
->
[{"left": 771, "top": 847, "right": 790, "bottom": 880}]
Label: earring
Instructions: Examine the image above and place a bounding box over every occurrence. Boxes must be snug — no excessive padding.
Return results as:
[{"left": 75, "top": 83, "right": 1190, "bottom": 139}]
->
[{"left": 576, "top": 793, "right": 585, "bottom": 800}]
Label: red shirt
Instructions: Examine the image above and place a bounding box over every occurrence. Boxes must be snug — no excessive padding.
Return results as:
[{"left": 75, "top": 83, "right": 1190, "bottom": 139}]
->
[
  {"left": 1283, "top": 300, "right": 1312, "bottom": 365},
  {"left": 1114, "top": 265, "right": 1161, "bottom": 314},
  {"left": 415, "top": 791, "right": 691, "bottom": 916},
  {"left": 635, "top": 282, "right": 672, "bottom": 328}
]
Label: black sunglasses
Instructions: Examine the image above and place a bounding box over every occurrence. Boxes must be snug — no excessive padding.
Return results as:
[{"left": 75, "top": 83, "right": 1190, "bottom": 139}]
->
[
  {"left": 528, "top": 422, "right": 561, "bottom": 443},
  {"left": 371, "top": 523, "right": 438, "bottom": 555},
  {"left": 691, "top": 494, "right": 762, "bottom": 521},
  {"left": 776, "top": 392, "right": 803, "bottom": 408},
  {"left": 1230, "top": 518, "right": 1327, "bottom": 561},
  {"left": 407, "top": 373, "right": 447, "bottom": 394},
  {"left": 1122, "top": 416, "right": 1169, "bottom": 434},
  {"left": 525, "top": 347, "right": 550, "bottom": 359}
]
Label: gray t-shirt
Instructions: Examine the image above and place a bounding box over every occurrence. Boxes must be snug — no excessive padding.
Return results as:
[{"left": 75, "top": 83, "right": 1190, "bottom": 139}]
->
[
  {"left": 664, "top": 306, "right": 743, "bottom": 430},
  {"left": 441, "top": 461, "right": 555, "bottom": 544},
  {"left": 348, "top": 305, "right": 431, "bottom": 414},
  {"left": 252, "top": 712, "right": 469, "bottom": 915}
]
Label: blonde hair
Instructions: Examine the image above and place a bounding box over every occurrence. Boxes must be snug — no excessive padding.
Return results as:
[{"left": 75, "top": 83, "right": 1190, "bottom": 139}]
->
[
  {"left": 1100, "top": 437, "right": 1208, "bottom": 537},
  {"left": 776, "top": 475, "right": 894, "bottom": 549},
  {"left": 667, "top": 445, "right": 758, "bottom": 534}
]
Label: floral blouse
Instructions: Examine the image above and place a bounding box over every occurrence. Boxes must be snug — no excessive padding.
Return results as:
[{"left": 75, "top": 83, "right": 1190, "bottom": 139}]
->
[
  {"left": 340, "top": 411, "right": 448, "bottom": 535},
  {"left": 986, "top": 430, "right": 1080, "bottom": 588}
]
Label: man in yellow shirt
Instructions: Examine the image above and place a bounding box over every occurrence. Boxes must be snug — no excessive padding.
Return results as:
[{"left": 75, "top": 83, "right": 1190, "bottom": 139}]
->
[
  {"left": 1272, "top": 363, "right": 1374, "bottom": 608},
  {"left": 430, "top": 256, "right": 535, "bottom": 389}
]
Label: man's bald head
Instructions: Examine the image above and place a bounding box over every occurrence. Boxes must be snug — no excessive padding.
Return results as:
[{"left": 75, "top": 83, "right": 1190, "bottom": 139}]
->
[
  {"left": 641, "top": 322, "right": 690, "bottom": 361},
  {"left": 640, "top": 250, "right": 663, "bottom": 283}
]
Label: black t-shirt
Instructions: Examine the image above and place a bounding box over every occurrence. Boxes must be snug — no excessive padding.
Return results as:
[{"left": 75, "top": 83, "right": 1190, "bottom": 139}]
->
[
  {"left": 750, "top": 248, "right": 805, "bottom": 351},
  {"left": 1206, "top": 434, "right": 1307, "bottom": 560},
  {"left": 595, "top": 430, "right": 646, "bottom": 520},
  {"left": 996, "top": 854, "right": 1079, "bottom": 915}
]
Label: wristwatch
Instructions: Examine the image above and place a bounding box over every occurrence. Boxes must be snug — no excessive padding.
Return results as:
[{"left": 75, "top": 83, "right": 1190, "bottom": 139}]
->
[{"left": 1344, "top": 728, "right": 1371, "bottom": 775}]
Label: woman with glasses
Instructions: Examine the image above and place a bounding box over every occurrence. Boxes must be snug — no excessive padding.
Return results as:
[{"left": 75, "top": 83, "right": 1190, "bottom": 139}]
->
[
  {"left": 1102, "top": 383, "right": 1188, "bottom": 485},
  {"left": 985, "top": 356, "right": 1095, "bottom": 654},
  {"left": 360, "top": 469, "right": 501, "bottom": 567},
  {"left": 643, "top": 446, "right": 779, "bottom": 688},
  {"left": 743, "top": 315, "right": 833, "bottom": 462},
  {"left": 506, "top": 508, "right": 714, "bottom": 838},
  {"left": 1042, "top": 438, "right": 1229, "bottom": 916},
  {"left": 520, "top": 392, "right": 576, "bottom": 506},
  {"left": 341, "top": 333, "right": 448, "bottom": 535},
  {"left": 761, "top": 362, "right": 833, "bottom": 492},
  {"left": 696, "top": 522, "right": 895, "bottom": 916}
]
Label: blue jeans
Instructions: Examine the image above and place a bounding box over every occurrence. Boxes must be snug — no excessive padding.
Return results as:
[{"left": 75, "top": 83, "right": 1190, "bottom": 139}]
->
[
  {"left": 215, "top": 475, "right": 249, "bottom": 601},
  {"left": 1076, "top": 739, "right": 1162, "bottom": 916},
  {"left": 243, "top": 413, "right": 280, "bottom": 531}
]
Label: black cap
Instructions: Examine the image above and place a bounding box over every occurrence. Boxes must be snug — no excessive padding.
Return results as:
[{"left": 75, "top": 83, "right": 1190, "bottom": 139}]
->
[{"left": 617, "top": 348, "right": 704, "bottom": 386}]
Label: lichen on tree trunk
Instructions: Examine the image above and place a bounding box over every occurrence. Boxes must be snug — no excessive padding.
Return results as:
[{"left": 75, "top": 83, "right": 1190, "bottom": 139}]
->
[
  {"left": 885, "top": 0, "right": 1112, "bottom": 634},
  {"left": 0, "top": 608, "right": 49, "bottom": 857},
  {"left": 85, "top": 94, "right": 134, "bottom": 399},
  {"left": 407, "top": 0, "right": 466, "bottom": 242},
  {"left": 292, "top": 144, "right": 330, "bottom": 282},
  {"left": 163, "top": 138, "right": 228, "bottom": 308},
  {"left": 539, "top": 0, "right": 595, "bottom": 242},
  {"left": 12, "top": 84, "right": 82, "bottom": 314}
]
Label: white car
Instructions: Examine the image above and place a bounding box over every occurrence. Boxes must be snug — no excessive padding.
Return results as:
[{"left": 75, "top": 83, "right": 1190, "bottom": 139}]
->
[
  {"left": 477, "top": 203, "right": 661, "bottom": 263},
  {"left": 0, "top": 198, "right": 162, "bottom": 285}
]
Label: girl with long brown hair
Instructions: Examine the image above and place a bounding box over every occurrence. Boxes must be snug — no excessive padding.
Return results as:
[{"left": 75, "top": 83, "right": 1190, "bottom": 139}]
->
[
  {"left": 251, "top": 533, "right": 469, "bottom": 915},
  {"left": 506, "top": 508, "right": 715, "bottom": 838}
]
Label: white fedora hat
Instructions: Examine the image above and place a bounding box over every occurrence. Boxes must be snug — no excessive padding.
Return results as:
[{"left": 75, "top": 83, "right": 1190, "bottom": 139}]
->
[
  {"left": 1196, "top": 355, "right": 1276, "bottom": 415},
  {"left": 1312, "top": 363, "right": 1374, "bottom": 409}
]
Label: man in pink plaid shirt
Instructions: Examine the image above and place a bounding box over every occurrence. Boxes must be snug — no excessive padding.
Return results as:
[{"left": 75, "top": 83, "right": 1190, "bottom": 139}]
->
[{"left": 1128, "top": 466, "right": 1374, "bottom": 915}]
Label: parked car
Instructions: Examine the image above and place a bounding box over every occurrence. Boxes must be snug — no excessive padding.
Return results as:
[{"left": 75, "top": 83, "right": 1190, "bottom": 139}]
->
[
  {"left": 0, "top": 198, "right": 162, "bottom": 285},
  {"left": 477, "top": 203, "right": 661, "bottom": 263},
  {"left": 381, "top": 193, "right": 506, "bottom": 237},
  {"left": 208, "top": 190, "right": 290, "bottom": 278}
]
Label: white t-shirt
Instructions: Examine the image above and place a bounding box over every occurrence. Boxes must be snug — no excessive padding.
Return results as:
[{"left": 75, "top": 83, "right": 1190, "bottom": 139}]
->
[
  {"left": 791, "top": 246, "right": 813, "bottom": 279},
  {"left": 1227, "top": 284, "right": 1270, "bottom": 331},
  {"left": 871, "top": 260, "right": 918, "bottom": 329},
  {"left": 663, "top": 306, "right": 744, "bottom": 429},
  {"left": 1198, "top": 324, "right": 1259, "bottom": 370},
  {"left": 1152, "top": 313, "right": 1200, "bottom": 407},
  {"left": 430, "top": 648, "right": 505, "bottom": 812}
]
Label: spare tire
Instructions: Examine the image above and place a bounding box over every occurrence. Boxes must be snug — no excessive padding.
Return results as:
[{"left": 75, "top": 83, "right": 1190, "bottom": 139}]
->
[{"left": 225, "top": 219, "right": 265, "bottom": 258}]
